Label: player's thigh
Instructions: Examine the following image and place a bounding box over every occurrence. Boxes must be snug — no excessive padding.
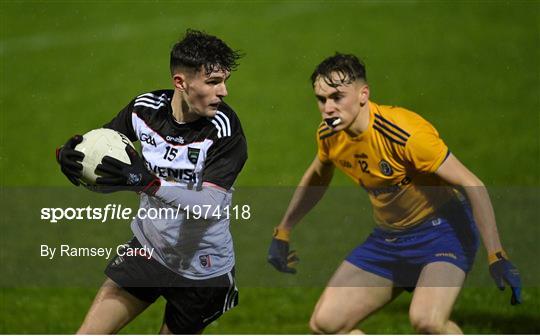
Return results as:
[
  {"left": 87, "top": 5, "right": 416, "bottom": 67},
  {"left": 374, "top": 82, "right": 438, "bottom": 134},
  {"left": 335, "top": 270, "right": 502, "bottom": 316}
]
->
[
  {"left": 310, "top": 261, "right": 400, "bottom": 333},
  {"left": 409, "top": 262, "right": 465, "bottom": 332},
  {"left": 77, "top": 277, "right": 151, "bottom": 334}
]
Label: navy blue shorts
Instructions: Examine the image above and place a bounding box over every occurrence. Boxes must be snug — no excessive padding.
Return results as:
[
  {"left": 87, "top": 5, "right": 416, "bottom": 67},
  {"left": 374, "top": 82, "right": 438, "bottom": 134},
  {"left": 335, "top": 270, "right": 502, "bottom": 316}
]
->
[{"left": 346, "top": 200, "right": 479, "bottom": 287}]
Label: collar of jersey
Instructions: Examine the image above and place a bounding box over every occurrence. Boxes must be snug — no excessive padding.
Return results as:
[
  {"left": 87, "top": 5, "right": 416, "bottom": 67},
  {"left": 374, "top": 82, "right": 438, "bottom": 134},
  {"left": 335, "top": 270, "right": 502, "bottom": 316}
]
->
[{"left": 165, "top": 100, "right": 208, "bottom": 130}]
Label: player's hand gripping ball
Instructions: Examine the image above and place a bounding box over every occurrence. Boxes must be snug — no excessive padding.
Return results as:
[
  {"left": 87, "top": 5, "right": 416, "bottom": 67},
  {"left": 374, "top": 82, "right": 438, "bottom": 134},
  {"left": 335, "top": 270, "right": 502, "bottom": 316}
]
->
[
  {"left": 56, "top": 134, "right": 85, "bottom": 186},
  {"left": 57, "top": 128, "right": 134, "bottom": 188},
  {"left": 72, "top": 128, "right": 135, "bottom": 188},
  {"left": 95, "top": 144, "right": 160, "bottom": 194}
]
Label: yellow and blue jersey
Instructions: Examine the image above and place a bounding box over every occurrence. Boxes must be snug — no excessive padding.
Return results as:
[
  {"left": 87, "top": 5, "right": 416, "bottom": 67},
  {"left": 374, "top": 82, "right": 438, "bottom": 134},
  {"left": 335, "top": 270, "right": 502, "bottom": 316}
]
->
[{"left": 317, "top": 101, "right": 454, "bottom": 230}]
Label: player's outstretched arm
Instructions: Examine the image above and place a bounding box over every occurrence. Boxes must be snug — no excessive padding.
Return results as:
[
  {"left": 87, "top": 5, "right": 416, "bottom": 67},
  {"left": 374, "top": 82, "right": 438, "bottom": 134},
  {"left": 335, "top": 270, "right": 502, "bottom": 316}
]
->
[
  {"left": 268, "top": 156, "right": 334, "bottom": 274},
  {"left": 435, "top": 153, "right": 522, "bottom": 305},
  {"left": 279, "top": 156, "right": 335, "bottom": 231}
]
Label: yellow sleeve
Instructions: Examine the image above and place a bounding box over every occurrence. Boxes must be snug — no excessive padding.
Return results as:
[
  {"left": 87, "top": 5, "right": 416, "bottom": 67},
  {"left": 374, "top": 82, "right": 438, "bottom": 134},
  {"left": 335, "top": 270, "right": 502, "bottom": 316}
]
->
[{"left": 405, "top": 128, "right": 449, "bottom": 173}]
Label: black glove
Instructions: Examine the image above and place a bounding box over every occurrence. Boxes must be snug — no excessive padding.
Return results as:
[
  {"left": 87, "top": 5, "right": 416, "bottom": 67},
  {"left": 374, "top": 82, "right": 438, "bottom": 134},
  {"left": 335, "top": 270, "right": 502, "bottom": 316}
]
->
[
  {"left": 489, "top": 251, "right": 522, "bottom": 305},
  {"left": 267, "top": 227, "right": 299, "bottom": 274},
  {"left": 95, "top": 145, "right": 160, "bottom": 194},
  {"left": 56, "top": 135, "right": 84, "bottom": 186}
]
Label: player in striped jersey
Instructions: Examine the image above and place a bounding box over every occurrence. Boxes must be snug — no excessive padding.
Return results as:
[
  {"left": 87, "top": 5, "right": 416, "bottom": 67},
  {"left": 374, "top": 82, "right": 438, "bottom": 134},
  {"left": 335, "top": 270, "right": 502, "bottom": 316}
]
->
[
  {"left": 56, "top": 30, "right": 246, "bottom": 334},
  {"left": 268, "top": 53, "right": 521, "bottom": 334}
]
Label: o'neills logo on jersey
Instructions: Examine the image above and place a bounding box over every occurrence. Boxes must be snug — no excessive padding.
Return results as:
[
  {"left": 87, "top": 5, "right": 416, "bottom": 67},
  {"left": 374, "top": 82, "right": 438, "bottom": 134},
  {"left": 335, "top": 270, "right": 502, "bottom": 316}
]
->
[
  {"left": 166, "top": 135, "right": 184, "bottom": 144},
  {"left": 146, "top": 162, "right": 196, "bottom": 183}
]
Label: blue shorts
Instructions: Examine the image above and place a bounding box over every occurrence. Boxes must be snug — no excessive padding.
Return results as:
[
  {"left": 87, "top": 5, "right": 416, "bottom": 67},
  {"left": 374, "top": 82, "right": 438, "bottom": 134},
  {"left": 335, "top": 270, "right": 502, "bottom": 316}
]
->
[{"left": 345, "top": 200, "right": 479, "bottom": 288}]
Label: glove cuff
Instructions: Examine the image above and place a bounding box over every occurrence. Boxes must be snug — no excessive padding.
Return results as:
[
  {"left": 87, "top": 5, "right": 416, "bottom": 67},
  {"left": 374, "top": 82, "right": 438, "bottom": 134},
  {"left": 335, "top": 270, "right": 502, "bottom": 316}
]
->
[
  {"left": 488, "top": 250, "right": 508, "bottom": 265},
  {"left": 273, "top": 227, "right": 291, "bottom": 242},
  {"left": 140, "top": 178, "right": 161, "bottom": 196}
]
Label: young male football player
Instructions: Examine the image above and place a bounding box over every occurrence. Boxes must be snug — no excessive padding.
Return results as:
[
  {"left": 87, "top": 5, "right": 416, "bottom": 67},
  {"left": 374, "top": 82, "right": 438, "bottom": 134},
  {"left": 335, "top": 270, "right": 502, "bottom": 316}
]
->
[
  {"left": 56, "top": 29, "right": 247, "bottom": 334},
  {"left": 267, "top": 53, "right": 521, "bottom": 334}
]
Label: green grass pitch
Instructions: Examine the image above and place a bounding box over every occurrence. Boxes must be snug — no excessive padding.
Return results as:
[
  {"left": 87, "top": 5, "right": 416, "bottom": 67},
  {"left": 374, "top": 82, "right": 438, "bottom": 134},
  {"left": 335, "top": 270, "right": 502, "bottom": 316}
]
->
[{"left": 1, "top": 1, "right": 539, "bottom": 333}]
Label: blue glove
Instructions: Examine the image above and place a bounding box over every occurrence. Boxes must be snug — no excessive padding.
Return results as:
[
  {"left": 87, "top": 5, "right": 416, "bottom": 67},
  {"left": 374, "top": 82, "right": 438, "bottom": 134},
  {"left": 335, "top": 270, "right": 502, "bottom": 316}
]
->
[
  {"left": 489, "top": 251, "right": 522, "bottom": 305},
  {"left": 268, "top": 227, "right": 299, "bottom": 274}
]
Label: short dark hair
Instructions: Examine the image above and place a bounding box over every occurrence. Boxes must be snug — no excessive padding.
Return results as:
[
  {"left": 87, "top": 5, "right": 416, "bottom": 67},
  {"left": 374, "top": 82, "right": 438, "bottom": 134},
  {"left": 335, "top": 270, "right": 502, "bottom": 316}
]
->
[
  {"left": 170, "top": 29, "right": 242, "bottom": 76},
  {"left": 310, "top": 53, "right": 367, "bottom": 87}
]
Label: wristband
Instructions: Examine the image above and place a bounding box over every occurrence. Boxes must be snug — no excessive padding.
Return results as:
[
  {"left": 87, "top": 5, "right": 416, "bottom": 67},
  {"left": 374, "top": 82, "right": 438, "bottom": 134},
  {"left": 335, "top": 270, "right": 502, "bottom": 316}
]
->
[
  {"left": 273, "top": 227, "right": 291, "bottom": 242},
  {"left": 488, "top": 250, "right": 508, "bottom": 265},
  {"left": 140, "top": 178, "right": 161, "bottom": 196}
]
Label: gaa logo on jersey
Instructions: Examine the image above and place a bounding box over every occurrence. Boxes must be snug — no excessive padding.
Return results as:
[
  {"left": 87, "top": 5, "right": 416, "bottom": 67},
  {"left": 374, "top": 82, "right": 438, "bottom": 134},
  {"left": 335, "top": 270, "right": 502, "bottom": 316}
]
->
[
  {"left": 188, "top": 147, "right": 201, "bottom": 164},
  {"left": 199, "top": 254, "right": 212, "bottom": 268},
  {"left": 140, "top": 132, "right": 157, "bottom": 147},
  {"left": 378, "top": 160, "right": 393, "bottom": 176}
]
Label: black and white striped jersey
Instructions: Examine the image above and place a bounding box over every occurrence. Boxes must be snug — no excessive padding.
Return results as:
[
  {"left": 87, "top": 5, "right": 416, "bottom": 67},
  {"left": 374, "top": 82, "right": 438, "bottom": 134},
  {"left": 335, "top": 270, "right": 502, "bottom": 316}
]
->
[
  {"left": 104, "top": 89, "right": 247, "bottom": 279},
  {"left": 105, "top": 89, "right": 247, "bottom": 190}
]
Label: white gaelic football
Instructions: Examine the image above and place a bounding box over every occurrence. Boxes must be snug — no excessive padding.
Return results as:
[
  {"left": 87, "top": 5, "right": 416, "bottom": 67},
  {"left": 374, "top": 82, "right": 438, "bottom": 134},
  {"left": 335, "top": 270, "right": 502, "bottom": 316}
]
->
[{"left": 75, "top": 128, "right": 134, "bottom": 185}]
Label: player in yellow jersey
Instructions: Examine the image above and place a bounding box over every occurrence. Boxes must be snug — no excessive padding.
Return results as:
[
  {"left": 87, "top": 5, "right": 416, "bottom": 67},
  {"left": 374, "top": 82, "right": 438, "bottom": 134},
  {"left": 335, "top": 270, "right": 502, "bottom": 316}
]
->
[{"left": 267, "top": 53, "right": 521, "bottom": 334}]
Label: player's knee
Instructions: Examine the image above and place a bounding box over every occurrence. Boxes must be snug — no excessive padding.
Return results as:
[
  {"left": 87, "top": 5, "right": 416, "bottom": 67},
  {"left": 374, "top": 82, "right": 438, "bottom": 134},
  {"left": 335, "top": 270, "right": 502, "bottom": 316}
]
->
[
  {"left": 309, "top": 310, "right": 348, "bottom": 334},
  {"left": 309, "top": 315, "right": 322, "bottom": 334},
  {"left": 409, "top": 311, "right": 445, "bottom": 334}
]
